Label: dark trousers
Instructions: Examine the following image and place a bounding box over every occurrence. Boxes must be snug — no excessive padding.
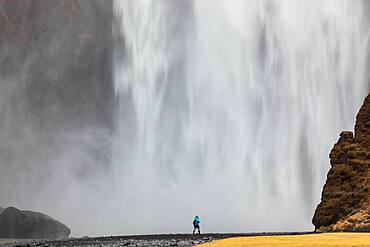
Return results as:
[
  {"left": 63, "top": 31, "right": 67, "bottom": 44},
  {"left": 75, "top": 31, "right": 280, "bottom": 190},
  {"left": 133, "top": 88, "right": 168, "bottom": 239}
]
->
[{"left": 193, "top": 225, "right": 200, "bottom": 234}]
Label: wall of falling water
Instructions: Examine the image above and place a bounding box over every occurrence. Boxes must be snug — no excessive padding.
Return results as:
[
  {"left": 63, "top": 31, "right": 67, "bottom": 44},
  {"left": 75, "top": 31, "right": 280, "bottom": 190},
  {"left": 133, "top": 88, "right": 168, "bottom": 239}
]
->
[{"left": 113, "top": 0, "right": 369, "bottom": 233}]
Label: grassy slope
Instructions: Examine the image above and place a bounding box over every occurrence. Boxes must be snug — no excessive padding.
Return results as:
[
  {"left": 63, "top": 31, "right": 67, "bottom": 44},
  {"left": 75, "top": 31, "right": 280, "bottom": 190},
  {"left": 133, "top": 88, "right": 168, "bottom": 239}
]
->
[{"left": 197, "top": 233, "right": 370, "bottom": 247}]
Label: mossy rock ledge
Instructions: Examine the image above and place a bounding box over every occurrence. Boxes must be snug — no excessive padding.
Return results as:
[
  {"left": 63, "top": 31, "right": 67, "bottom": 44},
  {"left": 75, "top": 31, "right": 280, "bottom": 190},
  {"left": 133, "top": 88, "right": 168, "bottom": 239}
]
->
[{"left": 313, "top": 92, "right": 370, "bottom": 232}]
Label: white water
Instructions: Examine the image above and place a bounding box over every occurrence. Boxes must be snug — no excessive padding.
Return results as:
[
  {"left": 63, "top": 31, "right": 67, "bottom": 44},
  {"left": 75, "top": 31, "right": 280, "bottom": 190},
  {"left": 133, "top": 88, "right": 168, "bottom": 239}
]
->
[{"left": 113, "top": 0, "right": 369, "bottom": 233}]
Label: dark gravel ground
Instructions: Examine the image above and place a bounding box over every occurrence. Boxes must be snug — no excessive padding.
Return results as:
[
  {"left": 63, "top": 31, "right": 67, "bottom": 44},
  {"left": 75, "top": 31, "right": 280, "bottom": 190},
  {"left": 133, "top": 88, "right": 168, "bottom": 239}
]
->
[{"left": 2, "top": 232, "right": 312, "bottom": 247}]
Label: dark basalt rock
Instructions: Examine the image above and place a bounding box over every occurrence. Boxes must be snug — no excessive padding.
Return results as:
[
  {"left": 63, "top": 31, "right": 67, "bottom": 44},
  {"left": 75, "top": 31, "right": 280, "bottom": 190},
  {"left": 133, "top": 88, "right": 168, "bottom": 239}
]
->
[
  {"left": 313, "top": 92, "right": 370, "bottom": 232},
  {"left": 0, "top": 207, "right": 70, "bottom": 239}
]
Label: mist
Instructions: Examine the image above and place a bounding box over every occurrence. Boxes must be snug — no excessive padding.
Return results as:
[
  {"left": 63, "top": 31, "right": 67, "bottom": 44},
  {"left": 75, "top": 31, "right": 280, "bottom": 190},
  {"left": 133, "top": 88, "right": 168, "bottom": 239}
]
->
[
  {"left": 0, "top": 0, "right": 114, "bottom": 236},
  {"left": 0, "top": 0, "right": 370, "bottom": 236}
]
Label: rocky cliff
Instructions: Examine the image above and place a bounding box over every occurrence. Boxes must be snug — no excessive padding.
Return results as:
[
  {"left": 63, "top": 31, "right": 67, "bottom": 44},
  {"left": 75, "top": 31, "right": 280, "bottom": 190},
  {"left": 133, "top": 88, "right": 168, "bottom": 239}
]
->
[
  {"left": 312, "top": 93, "right": 370, "bottom": 231},
  {"left": 0, "top": 206, "right": 70, "bottom": 239},
  {"left": 0, "top": 0, "right": 113, "bottom": 129}
]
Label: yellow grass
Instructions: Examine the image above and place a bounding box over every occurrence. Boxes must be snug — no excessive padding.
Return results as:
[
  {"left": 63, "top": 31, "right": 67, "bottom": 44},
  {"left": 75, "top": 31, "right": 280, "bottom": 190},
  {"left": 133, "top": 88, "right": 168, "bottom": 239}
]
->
[
  {"left": 197, "top": 233, "right": 370, "bottom": 247},
  {"left": 0, "top": 239, "right": 19, "bottom": 245}
]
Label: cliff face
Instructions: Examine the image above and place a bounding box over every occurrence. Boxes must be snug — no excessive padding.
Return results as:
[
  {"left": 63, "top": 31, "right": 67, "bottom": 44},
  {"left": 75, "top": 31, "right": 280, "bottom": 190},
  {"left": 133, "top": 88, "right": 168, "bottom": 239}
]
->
[
  {"left": 0, "top": 0, "right": 113, "bottom": 129},
  {"left": 0, "top": 0, "right": 113, "bottom": 209},
  {"left": 312, "top": 93, "right": 370, "bottom": 232}
]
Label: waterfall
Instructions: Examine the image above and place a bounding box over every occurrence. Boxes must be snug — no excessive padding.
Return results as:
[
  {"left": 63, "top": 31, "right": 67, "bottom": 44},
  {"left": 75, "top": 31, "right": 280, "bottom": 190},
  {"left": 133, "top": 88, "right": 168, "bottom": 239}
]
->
[{"left": 113, "top": 0, "right": 369, "bottom": 233}]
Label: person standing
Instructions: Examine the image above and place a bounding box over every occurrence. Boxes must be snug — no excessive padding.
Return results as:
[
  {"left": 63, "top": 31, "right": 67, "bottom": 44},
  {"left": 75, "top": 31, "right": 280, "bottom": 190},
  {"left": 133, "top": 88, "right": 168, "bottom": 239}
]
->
[{"left": 193, "top": 216, "right": 201, "bottom": 235}]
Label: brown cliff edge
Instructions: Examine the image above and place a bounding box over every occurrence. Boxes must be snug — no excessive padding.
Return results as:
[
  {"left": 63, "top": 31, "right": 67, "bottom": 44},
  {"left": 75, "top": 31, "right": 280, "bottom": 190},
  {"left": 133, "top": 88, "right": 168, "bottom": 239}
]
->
[{"left": 312, "top": 92, "right": 370, "bottom": 232}]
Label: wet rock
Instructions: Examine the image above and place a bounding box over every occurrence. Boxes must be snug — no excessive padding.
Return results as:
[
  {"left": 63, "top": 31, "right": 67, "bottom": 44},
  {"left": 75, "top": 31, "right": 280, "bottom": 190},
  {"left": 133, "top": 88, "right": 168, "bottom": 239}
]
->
[
  {"left": 0, "top": 206, "right": 71, "bottom": 239},
  {"left": 35, "top": 243, "right": 50, "bottom": 247},
  {"left": 313, "top": 92, "right": 370, "bottom": 232}
]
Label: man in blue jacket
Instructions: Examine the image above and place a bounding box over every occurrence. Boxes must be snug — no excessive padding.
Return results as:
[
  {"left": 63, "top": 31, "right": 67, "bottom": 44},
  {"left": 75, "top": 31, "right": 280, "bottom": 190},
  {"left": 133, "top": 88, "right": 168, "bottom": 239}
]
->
[{"left": 193, "top": 216, "right": 201, "bottom": 235}]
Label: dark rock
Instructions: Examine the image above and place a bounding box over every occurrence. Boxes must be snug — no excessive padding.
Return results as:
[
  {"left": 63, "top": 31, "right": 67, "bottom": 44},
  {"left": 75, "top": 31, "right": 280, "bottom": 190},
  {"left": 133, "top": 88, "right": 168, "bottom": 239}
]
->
[
  {"left": 313, "top": 92, "right": 370, "bottom": 231},
  {"left": 0, "top": 206, "right": 3, "bottom": 214},
  {"left": 0, "top": 206, "right": 70, "bottom": 239},
  {"left": 36, "top": 243, "right": 49, "bottom": 247}
]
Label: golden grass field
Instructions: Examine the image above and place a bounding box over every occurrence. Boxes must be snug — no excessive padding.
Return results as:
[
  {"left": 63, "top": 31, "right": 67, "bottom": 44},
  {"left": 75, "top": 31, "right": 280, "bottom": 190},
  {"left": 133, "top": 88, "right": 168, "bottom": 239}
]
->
[
  {"left": 197, "top": 233, "right": 370, "bottom": 247},
  {"left": 0, "top": 239, "right": 23, "bottom": 245}
]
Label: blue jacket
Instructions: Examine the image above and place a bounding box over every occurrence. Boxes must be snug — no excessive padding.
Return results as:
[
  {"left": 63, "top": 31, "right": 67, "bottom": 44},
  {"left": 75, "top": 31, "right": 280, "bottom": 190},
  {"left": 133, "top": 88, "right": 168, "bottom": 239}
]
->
[{"left": 193, "top": 217, "right": 200, "bottom": 226}]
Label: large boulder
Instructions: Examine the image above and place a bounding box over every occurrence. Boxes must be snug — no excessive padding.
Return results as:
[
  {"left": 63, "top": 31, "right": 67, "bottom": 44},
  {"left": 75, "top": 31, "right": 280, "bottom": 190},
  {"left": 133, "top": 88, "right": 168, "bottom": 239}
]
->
[
  {"left": 0, "top": 207, "right": 70, "bottom": 239},
  {"left": 312, "top": 92, "right": 370, "bottom": 232}
]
